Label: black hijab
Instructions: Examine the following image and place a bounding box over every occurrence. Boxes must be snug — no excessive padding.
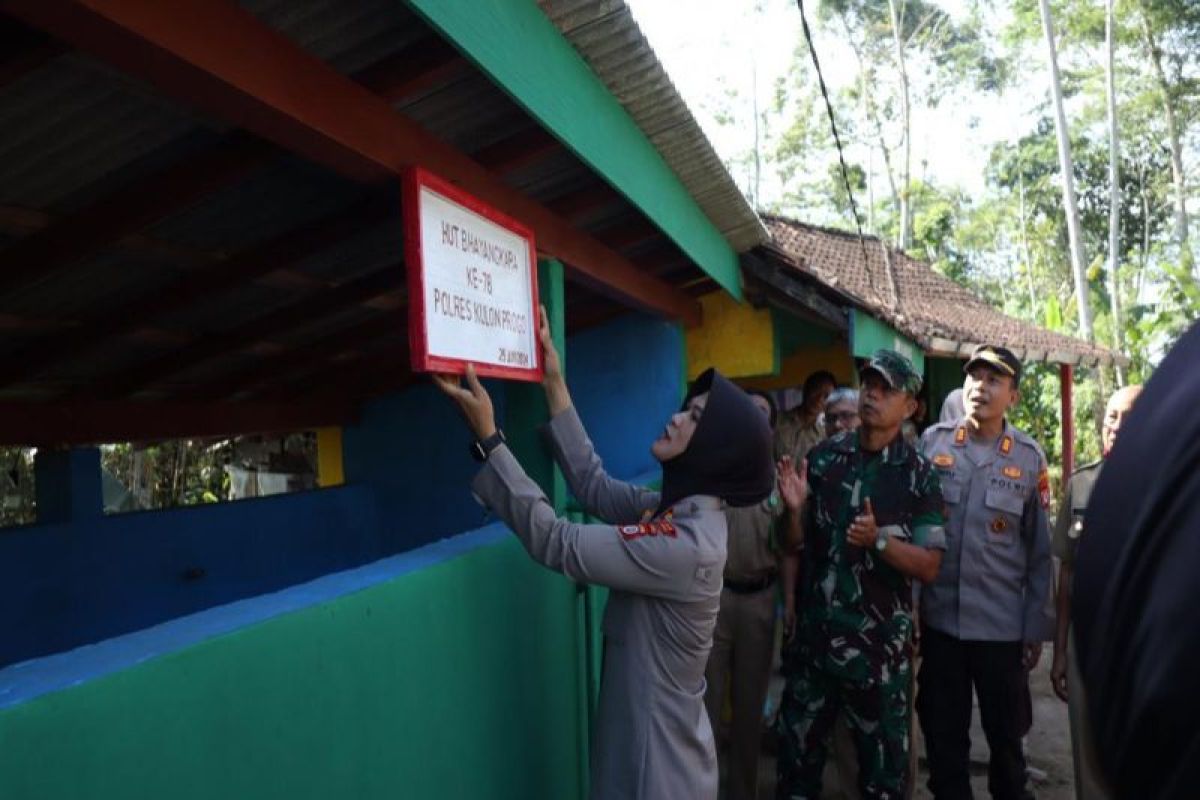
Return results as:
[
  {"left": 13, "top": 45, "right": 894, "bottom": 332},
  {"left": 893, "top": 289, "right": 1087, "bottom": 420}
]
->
[
  {"left": 656, "top": 368, "right": 774, "bottom": 515},
  {"left": 1073, "top": 320, "right": 1200, "bottom": 799}
]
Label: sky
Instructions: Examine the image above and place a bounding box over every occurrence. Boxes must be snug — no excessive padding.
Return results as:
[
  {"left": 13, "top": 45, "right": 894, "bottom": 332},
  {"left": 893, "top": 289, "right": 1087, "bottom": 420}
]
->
[{"left": 624, "top": 0, "right": 1039, "bottom": 205}]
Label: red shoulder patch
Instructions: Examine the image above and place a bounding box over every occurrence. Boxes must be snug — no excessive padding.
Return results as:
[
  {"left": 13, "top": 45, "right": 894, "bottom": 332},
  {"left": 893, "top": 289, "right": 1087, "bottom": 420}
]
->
[
  {"left": 618, "top": 520, "right": 677, "bottom": 541},
  {"left": 1038, "top": 468, "right": 1051, "bottom": 510}
]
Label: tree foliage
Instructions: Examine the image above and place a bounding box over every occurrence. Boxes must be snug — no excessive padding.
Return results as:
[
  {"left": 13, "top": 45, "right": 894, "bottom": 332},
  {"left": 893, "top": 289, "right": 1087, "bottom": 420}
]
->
[{"left": 700, "top": 0, "right": 1198, "bottom": 471}]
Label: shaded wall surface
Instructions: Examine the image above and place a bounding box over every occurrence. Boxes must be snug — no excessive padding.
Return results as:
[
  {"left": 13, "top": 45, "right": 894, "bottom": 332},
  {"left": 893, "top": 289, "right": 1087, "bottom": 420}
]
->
[
  {"left": 342, "top": 380, "right": 510, "bottom": 548},
  {"left": 566, "top": 313, "right": 682, "bottom": 484},
  {"left": 0, "top": 528, "right": 586, "bottom": 800}
]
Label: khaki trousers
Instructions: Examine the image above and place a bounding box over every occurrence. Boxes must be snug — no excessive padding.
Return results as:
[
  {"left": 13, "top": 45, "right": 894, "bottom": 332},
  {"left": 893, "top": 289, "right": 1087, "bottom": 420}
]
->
[{"left": 705, "top": 584, "right": 777, "bottom": 800}]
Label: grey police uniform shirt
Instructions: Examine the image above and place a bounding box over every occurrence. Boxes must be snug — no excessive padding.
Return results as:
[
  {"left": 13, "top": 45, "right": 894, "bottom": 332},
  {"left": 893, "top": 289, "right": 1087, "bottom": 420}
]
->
[
  {"left": 918, "top": 420, "right": 1055, "bottom": 642},
  {"left": 471, "top": 406, "right": 726, "bottom": 800}
]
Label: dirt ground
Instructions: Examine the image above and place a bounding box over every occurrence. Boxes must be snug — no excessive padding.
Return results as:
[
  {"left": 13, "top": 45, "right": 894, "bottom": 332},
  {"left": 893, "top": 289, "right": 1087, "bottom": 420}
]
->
[{"left": 731, "top": 644, "right": 1075, "bottom": 798}]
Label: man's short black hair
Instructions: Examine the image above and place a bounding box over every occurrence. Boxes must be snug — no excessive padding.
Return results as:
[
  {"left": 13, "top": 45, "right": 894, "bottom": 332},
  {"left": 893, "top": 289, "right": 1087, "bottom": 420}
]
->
[{"left": 803, "top": 370, "right": 837, "bottom": 397}]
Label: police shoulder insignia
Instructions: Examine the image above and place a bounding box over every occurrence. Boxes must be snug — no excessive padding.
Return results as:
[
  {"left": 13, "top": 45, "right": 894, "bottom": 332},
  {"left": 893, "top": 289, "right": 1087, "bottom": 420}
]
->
[
  {"left": 989, "top": 516, "right": 1009, "bottom": 534},
  {"left": 954, "top": 427, "right": 967, "bottom": 446},
  {"left": 618, "top": 520, "right": 677, "bottom": 541},
  {"left": 1038, "top": 468, "right": 1051, "bottom": 510},
  {"left": 1002, "top": 465, "right": 1023, "bottom": 479},
  {"left": 1000, "top": 436, "right": 1013, "bottom": 455},
  {"left": 933, "top": 453, "right": 955, "bottom": 468}
]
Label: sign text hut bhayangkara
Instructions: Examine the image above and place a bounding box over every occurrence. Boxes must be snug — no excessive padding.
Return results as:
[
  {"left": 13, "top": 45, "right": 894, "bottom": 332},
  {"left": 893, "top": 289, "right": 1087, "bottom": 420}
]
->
[{"left": 404, "top": 167, "right": 542, "bottom": 382}]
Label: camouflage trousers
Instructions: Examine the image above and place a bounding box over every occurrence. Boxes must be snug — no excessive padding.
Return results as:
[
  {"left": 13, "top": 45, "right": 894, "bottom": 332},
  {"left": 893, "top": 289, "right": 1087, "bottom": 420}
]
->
[{"left": 776, "top": 656, "right": 912, "bottom": 800}]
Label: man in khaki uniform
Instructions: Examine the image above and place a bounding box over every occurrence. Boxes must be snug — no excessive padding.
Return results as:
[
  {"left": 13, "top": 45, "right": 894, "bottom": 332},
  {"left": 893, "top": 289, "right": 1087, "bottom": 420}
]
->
[
  {"left": 705, "top": 392, "right": 797, "bottom": 800},
  {"left": 775, "top": 370, "right": 836, "bottom": 462},
  {"left": 1050, "top": 384, "right": 1141, "bottom": 800}
]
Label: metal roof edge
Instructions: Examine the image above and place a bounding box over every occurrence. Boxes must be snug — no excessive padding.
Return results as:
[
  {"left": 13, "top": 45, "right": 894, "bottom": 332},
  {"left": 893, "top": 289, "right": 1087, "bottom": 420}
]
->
[{"left": 538, "top": 1, "right": 768, "bottom": 254}]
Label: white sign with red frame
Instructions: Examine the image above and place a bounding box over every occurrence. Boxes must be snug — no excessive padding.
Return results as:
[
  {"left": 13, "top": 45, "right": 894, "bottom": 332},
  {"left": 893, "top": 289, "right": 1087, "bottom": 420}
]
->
[{"left": 404, "top": 167, "right": 542, "bottom": 382}]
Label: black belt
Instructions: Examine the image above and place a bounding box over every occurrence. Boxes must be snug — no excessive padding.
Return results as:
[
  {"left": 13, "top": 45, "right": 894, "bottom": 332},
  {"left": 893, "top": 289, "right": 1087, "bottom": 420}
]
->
[{"left": 723, "top": 573, "right": 776, "bottom": 594}]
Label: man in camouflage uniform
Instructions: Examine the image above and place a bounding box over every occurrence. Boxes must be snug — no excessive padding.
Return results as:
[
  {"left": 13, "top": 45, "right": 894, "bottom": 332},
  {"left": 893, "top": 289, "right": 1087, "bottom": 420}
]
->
[{"left": 777, "top": 350, "right": 946, "bottom": 800}]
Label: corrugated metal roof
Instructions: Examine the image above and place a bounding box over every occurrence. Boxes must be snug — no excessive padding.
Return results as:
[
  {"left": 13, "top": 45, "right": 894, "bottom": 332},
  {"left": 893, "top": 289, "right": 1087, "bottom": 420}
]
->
[
  {"left": 0, "top": 55, "right": 204, "bottom": 212},
  {"left": 539, "top": 0, "right": 768, "bottom": 253},
  {"left": 238, "top": 0, "right": 424, "bottom": 76},
  {"left": 145, "top": 159, "right": 360, "bottom": 250}
]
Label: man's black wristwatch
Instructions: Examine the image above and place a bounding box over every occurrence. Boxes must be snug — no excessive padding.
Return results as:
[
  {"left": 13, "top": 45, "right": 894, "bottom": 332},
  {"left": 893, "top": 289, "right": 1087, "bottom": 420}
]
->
[{"left": 470, "top": 429, "right": 507, "bottom": 462}]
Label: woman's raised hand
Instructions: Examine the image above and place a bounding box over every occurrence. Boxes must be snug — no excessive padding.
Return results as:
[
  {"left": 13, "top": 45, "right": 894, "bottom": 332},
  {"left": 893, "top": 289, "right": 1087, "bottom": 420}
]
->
[{"left": 432, "top": 363, "right": 497, "bottom": 440}]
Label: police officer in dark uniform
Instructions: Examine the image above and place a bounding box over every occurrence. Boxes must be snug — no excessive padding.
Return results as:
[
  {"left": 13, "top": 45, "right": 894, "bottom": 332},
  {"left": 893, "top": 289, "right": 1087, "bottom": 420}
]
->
[{"left": 1049, "top": 384, "right": 1141, "bottom": 799}]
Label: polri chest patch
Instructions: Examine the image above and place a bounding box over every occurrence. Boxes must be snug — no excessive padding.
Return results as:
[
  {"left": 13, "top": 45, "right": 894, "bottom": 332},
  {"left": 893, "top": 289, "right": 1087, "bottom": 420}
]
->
[
  {"left": 1002, "top": 465, "right": 1023, "bottom": 479},
  {"left": 933, "top": 453, "right": 955, "bottom": 468}
]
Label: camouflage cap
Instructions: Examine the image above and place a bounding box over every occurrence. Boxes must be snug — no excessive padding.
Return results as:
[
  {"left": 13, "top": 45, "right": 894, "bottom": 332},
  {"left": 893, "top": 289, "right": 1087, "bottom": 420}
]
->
[{"left": 860, "top": 348, "right": 923, "bottom": 395}]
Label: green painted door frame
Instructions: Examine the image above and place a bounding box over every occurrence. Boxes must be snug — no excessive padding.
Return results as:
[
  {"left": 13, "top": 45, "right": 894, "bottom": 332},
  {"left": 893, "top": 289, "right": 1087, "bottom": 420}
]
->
[{"left": 405, "top": 0, "right": 742, "bottom": 299}]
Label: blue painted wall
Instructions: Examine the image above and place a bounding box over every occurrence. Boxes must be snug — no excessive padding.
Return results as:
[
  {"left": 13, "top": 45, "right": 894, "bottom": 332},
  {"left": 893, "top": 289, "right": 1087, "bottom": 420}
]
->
[
  {"left": 341, "top": 380, "right": 509, "bottom": 549},
  {"left": 566, "top": 313, "right": 683, "bottom": 483},
  {"left": 0, "top": 314, "right": 681, "bottom": 669},
  {"left": 0, "top": 485, "right": 381, "bottom": 668}
]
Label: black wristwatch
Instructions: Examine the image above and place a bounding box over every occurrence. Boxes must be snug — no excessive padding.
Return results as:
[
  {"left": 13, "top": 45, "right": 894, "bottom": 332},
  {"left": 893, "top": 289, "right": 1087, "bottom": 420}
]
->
[{"left": 470, "top": 429, "right": 507, "bottom": 462}]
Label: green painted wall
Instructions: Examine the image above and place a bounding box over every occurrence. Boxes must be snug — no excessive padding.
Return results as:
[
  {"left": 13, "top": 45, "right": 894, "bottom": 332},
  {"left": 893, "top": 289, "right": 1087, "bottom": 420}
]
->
[
  {"left": 850, "top": 309, "right": 925, "bottom": 372},
  {"left": 926, "top": 355, "right": 965, "bottom": 419},
  {"left": 406, "top": 0, "right": 743, "bottom": 298},
  {"left": 506, "top": 259, "right": 567, "bottom": 510},
  {"left": 0, "top": 538, "right": 587, "bottom": 800}
]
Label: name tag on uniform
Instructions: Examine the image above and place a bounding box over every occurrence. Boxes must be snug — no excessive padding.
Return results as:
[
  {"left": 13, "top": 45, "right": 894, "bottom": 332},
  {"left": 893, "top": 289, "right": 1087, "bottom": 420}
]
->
[{"left": 617, "top": 521, "right": 677, "bottom": 541}]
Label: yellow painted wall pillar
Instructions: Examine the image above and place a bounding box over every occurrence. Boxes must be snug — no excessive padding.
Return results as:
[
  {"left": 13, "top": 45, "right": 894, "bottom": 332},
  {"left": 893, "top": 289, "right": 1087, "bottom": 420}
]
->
[
  {"left": 316, "top": 427, "right": 345, "bottom": 487},
  {"left": 684, "top": 291, "right": 776, "bottom": 380}
]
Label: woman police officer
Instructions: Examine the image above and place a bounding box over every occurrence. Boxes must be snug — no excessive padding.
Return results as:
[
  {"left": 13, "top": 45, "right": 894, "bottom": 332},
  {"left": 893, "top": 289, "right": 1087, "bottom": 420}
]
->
[{"left": 435, "top": 307, "right": 800, "bottom": 800}]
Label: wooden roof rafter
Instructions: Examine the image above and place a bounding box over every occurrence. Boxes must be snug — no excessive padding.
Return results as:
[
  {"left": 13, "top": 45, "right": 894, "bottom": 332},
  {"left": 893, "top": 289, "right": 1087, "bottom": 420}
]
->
[
  {"left": 349, "top": 34, "right": 470, "bottom": 104},
  {"left": 0, "top": 29, "right": 487, "bottom": 301},
  {"left": 0, "top": 198, "right": 393, "bottom": 391},
  {"left": 253, "top": 343, "right": 414, "bottom": 404},
  {"left": 0, "top": 133, "right": 275, "bottom": 297},
  {"left": 195, "top": 314, "right": 403, "bottom": 402},
  {"left": 472, "top": 126, "right": 563, "bottom": 176},
  {"left": 1, "top": 0, "right": 701, "bottom": 325},
  {"left": 92, "top": 266, "right": 403, "bottom": 398}
]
